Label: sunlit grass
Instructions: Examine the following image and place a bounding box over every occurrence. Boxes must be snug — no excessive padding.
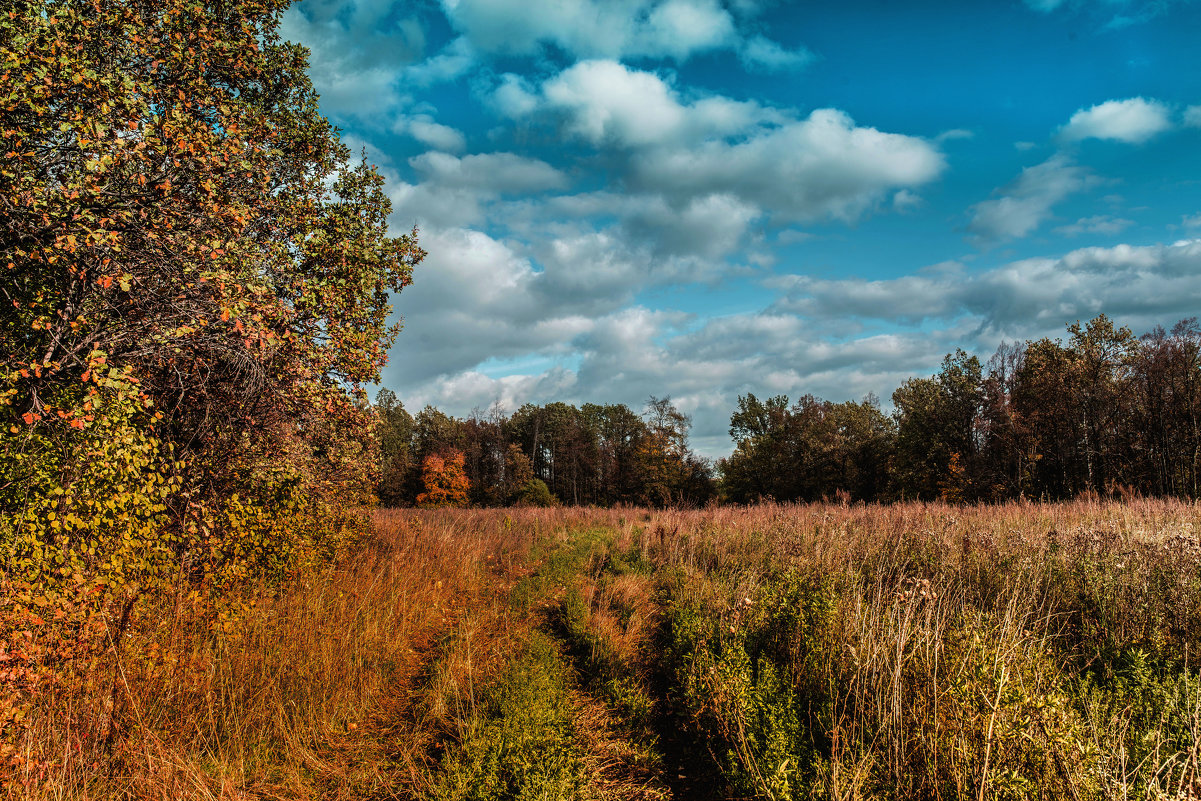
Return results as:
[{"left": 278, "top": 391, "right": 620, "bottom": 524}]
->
[{"left": 11, "top": 500, "right": 1201, "bottom": 799}]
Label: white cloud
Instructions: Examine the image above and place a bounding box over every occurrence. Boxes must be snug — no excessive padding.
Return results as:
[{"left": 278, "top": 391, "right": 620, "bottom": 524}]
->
[
  {"left": 772, "top": 239, "right": 1201, "bottom": 334},
  {"left": 530, "top": 60, "right": 766, "bottom": 147},
  {"left": 490, "top": 63, "right": 941, "bottom": 227},
  {"left": 1059, "top": 97, "right": 1173, "bottom": 144},
  {"left": 935, "top": 128, "right": 974, "bottom": 143},
  {"left": 541, "top": 61, "right": 689, "bottom": 146},
  {"left": 404, "top": 36, "right": 476, "bottom": 86},
  {"left": 548, "top": 190, "right": 761, "bottom": 259},
  {"left": 383, "top": 220, "right": 731, "bottom": 388},
  {"left": 387, "top": 151, "right": 568, "bottom": 229},
  {"left": 631, "top": 108, "right": 945, "bottom": 223},
  {"left": 1183, "top": 213, "right": 1201, "bottom": 229},
  {"left": 491, "top": 73, "right": 541, "bottom": 118},
  {"left": 402, "top": 118, "right": 467, "bottom": 152},
  {"left": 409, "top": 152, "right": 568, "bottom": 193},
  {"left": 642, "top": 0, "right": 738, "bottom": 59},
  {"left": 967, "top": 154, "right": 1100, "bottom": 241},
  {"left": 439, "top": 0, "right": 738, "bottom": 61},
  {"left": 1185, "top": 106, "right": 1201, "bottom": 128},
  {"left": 281, "top": 1, "right": 424, "bottom": 117},
  {"left": 893, "top": 189, "right": 923, "bottom": 213},
  {"left": 739, "top": 35, "right": 815, "bottom": 72},
  {"left": 1053, "top": 214, "right": 1134, "bottom": 236},
  {"left": 385, "top": 227, "right": 599, "bottom": 383}
]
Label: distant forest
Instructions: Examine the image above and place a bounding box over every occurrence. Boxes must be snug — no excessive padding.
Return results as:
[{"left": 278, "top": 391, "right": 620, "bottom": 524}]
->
[{"left": 380, "top": 314, "right": 1201, "bottom": 506}]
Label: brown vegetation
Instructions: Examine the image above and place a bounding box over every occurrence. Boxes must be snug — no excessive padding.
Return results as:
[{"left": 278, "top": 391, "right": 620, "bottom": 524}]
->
[{"left": 8, "top": 500, "right": 1200, "bottom": 799}]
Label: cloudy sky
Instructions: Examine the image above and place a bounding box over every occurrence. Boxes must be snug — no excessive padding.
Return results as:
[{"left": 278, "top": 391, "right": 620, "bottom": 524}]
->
[{"left": 283, "top": 0, "right": 1201, "bottom": 458}]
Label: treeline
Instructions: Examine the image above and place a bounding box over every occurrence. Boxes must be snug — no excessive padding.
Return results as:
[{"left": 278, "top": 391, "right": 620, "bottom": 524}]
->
[
  {"left": 388, "top": 314, "right": 1201, "bottom": 507},
  {"left": 376, "top": 394, "right": 714, "bottom": 507},
  {"left": 724, "top": 314, "right": 1201, "bottom": 502}
]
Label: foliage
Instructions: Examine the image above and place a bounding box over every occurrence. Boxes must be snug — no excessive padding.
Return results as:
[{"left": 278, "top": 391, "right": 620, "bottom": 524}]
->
[
  {"left": 0, "top": 0, "right": 420, "bottom": 787},
  {"left": 721, "top": 392, "right": 894, "bottom": 503},
  {"left": 720, "top": 314, "right": 1201, "bottom": 503},
  {"left": 433, "top": 633, "right": 585, "bottom": 801},
  {"left": 514, "top": 477, "right": 557, "bottom": 507},
  {"left": 417, "top": 450, "right": 471, "bottom": 508},
  {"left": 374, "top": 395, "right": 714, "bottom": 508}
]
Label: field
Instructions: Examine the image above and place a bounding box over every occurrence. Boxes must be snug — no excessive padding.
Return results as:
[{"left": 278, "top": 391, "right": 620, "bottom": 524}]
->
[{"left": 13, "top": 500, "right": 1201, "bottom": 800}]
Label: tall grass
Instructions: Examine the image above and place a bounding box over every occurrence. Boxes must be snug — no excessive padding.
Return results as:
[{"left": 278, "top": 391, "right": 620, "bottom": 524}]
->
[
  {"left": 634, "top": 499, "right": 1201, "bottom": 799},
  {"left": 9, "top": 500, "right": 1201, "bottom": 799}
]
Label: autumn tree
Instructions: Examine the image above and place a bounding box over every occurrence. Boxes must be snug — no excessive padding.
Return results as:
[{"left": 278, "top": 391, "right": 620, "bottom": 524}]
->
[
  {"left": 1128, "top": 320, "right": 1201, "bottom": 495},
  {"left": 721, "top": 393, "right": 893, "bottom": 503},
  {"left": 1066, "top": 315, "right": 1137, "bottom": 492},
  {"left": 892, "top": 351, "right": 983, "bottom": 499},
  {"left": 1, "top": 0, "right": 421, "bottom": 583},
  {"left": 416, "top": 450, "right": 470, "bottom": 508}
]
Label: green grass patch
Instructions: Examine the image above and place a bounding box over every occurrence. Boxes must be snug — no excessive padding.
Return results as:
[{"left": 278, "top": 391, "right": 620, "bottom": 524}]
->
[{"left": 430, "top": 632, "right": 585, "bottom": 801}]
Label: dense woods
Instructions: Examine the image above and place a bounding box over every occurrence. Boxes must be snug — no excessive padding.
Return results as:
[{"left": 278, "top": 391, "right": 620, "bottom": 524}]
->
[
  {"left": 723, "top": 317, "right": 1194, "bottom": 504},
  {"left": 376, "top": 392, "right": 715, "bottom": 508},
  {"left": 389, "top": 314, "right": 1201, "bottom": 507}
]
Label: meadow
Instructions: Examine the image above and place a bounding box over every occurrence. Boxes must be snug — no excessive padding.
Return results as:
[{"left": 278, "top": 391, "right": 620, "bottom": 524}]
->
[{"left": 10, "top": 499, "right": 1201, "bottom": 800}]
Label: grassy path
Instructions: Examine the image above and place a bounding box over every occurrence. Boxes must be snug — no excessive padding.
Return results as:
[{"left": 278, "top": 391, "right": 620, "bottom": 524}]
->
[
  {"left": 21, "top": 502, "right": 1199, "bottom": 799},
  {"left": 421, "top": 525, "right": 685, "bottom": 800}
]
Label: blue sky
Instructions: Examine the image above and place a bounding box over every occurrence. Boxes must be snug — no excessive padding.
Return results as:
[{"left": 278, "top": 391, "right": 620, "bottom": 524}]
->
[{"left": 282, "top": 0, "right": 1201, "bottom": 458}]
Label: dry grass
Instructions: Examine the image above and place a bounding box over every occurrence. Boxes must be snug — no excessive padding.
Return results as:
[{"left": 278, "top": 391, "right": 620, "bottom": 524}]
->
[{"left": 10, "top": 500, "right": 1201, "bottom": 799}]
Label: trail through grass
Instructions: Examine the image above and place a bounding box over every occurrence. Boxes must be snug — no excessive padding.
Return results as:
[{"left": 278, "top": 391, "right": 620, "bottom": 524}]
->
[{"left": 13, "top": 501, "right": 1201, "bottom": 799}]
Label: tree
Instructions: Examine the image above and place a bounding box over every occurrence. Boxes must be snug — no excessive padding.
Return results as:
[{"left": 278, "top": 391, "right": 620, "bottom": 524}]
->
[
  {"left": 376, "top": 389, "right": 415, "bottom": 506},
  {"left": 892, "top": 351, "right": 983, "bottom": 499},
  {"left": 1129, "top": 320, "right": 1201, "bottom": 495},
  {"left": 721, "top": 393, "right": 893, "bottom": 503},
  {"left": 416, "top": 450, "right": 470, "bottom": 508},
  {"left": 636, "top": 396, "right": 712, "bottom": 506},
  {"left": 1, "top": 0, "right": 422, "bottom": 582},
  {"left": 1066, "top": 315, "right": 1136, "bottom": 492}
]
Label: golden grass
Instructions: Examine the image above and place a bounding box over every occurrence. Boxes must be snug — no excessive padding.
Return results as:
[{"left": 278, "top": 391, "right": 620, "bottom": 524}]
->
[{"left": 9, "top": 499, "right": 1201, "bottom": 799}]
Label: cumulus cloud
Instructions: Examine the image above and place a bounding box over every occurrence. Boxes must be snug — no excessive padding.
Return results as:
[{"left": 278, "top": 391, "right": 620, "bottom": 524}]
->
[
  {"left": 385, "top": 228, "right": 596, "bottom": 385},
  {"left": 1185, "top": 106, "right": 1201, "bottom": 127},
  {"left": 399, "top": 118, "right": 467, "bottom": 152},
  {"left": 1059, "top": 97, "right": 1173, "bottom": 144},
  {"left": 409, "top": 152, "right": 568, "bottom": 193},
  {"left": 383, "top": 220, "right": 732, "bottom": 388},
  {"left": 524, "top": 60, "right": 768, "bottom": 147},
  {"left": 404, "top": 36, "right": 476, "bottom": 86},
  {"left": 438, "top": 0, "right": 740, "bottom": 61},
  {"left": 630, "top": 108, "right": 945, "bottom": 223},
  {"left": 772, "top": 239, "right": 1201, "bottom": 334},
  {"left": 546, "top": 190, "right": 762, "bottom": 260},
  {"left": 967, "top": 154, "right": 1100, "bottom": 242},
  {"left": 281, "top": 0, "right": 424, "bottom": 117},
  {"left": 387, "top": 151, "right": 568, "bottom": 228},
  {"left": 487, "top": 62, "right": 942, "bottom": 229},
  {"left": 490, "top": 74, "right": 541, "bottom": 118}
]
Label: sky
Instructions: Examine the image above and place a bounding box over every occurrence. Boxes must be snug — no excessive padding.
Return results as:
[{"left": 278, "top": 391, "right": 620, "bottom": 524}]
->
[{"left": 281, "top": 0, "right": 1201, "bottom": 459}]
